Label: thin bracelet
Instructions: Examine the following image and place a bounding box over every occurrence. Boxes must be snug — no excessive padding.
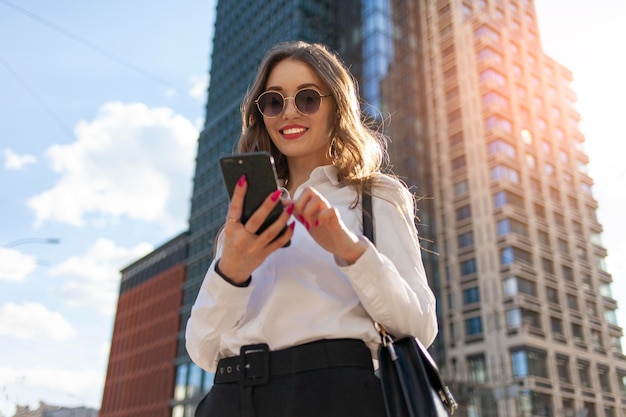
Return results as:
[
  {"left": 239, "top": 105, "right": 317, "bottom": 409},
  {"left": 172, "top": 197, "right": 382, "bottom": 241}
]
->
[{"left": 215, "top": 260, "right": 252, "bottom": 287}]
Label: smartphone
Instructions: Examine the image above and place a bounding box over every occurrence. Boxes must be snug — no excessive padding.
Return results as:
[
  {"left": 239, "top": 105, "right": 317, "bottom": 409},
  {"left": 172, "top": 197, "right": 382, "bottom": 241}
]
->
[{"left": 219, "top": 152, "right": 289, "bottom": 245}]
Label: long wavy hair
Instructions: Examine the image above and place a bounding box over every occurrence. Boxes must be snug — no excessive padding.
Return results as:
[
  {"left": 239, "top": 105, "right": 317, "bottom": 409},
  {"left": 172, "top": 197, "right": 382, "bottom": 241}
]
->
[{"left": 237, "top": 41, "right": 388, "bottom": 189}]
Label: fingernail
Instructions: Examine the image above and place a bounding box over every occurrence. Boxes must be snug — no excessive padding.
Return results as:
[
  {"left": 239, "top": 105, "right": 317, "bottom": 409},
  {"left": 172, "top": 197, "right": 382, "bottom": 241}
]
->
[
  {"left": 286, "top": 203, "right": 295, "bottom": 215},
  {"left": 289, "top": 221, "right": 296, "bottom": 231},
  {"left": 297, "top": 215, "right": 305, "bottom": 223},
  {"left": 304, "top": 221, "right": 310, "bottom": 230},
  {"left": 271, "top": 190, "right": 281, "bottom": 202},
  {"left": 237, "top": 175, "right": 246, "bottom": 187},
  {"left": 314, "top": 219, "right": 319, "bottom": 227}
]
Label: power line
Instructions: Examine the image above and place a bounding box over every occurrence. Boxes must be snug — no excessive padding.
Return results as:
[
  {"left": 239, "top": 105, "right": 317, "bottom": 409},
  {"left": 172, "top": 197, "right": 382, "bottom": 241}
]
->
[
  {"left": 0, "top": 55, "right": 75, "bottom": 139},
  {"left": 0, "top": 0, "right": 186, "bottom": 95}
]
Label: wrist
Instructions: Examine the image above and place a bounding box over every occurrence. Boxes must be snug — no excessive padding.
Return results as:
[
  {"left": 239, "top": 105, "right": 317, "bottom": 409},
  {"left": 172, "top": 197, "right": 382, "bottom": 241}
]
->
[
  {"left": 338, "top": 238, "right": 368, "bottom": 265},
  {"left": 215, "top": 260, "right": 251, "bottom": 287}
]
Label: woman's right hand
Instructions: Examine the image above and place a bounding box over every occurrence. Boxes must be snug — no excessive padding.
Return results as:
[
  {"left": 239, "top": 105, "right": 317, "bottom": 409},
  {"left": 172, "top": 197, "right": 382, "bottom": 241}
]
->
[{"left": 216, "top": 175, "right": 295, "bottom": 285}]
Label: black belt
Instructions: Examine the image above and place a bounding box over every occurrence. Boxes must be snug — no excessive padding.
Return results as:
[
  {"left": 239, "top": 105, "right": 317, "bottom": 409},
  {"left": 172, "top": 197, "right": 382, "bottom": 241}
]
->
[{"left": 214, "top": 338, "right": 373, "bottom": 386}]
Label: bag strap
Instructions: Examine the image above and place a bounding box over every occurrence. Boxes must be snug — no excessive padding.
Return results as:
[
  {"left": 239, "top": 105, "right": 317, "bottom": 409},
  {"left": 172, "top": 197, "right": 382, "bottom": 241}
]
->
[
  {"left": 362, "top": 188, "right": 374, "bottom": 245},
  {"left": 362, "top": 188, "right": 457, "bottom": 415}
]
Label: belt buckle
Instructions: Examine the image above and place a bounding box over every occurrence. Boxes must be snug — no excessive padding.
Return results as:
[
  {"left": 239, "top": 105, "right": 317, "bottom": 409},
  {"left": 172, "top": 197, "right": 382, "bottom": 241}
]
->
[{"left": 239, "top": 343, "right": 270, "bottom": 386}]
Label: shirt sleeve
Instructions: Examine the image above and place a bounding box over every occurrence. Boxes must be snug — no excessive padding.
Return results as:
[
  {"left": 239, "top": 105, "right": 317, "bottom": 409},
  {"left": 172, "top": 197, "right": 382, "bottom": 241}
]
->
[
  {"left": 338, "top": 181, "right": 438, "bottom": 347},
  {"left": 185, "top": 257, "right": 254, "bottom": 372}
]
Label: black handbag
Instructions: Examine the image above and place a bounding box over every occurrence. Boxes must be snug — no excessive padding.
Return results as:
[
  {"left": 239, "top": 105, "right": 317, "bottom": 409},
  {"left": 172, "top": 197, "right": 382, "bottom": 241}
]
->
[{"left": 361, "top": 190, "right": 457, "bottom": 417}]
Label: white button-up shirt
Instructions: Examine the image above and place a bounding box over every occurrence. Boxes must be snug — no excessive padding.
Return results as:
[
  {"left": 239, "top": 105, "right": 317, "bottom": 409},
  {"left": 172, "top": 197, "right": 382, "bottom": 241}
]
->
[{"left": 186, "top": 165, "right": 438, "bottom": 372}]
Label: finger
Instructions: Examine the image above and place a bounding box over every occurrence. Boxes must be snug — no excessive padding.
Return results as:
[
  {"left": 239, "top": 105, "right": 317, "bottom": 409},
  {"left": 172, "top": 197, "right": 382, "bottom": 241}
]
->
[
  {"left": 244, "top": 189, "right": 283, "bottom": 234},
  {"left": 226, "top": 175, "right": 247, "bottom": 222},
  {"left": 256, "top": 202, "right": 295, "bottom": 245}
]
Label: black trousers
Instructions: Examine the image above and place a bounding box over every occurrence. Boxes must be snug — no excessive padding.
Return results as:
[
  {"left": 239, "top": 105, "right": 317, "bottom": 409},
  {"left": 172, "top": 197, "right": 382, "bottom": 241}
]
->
[{"left": 195, "top": 339, "right": 387, "bottom": 417}]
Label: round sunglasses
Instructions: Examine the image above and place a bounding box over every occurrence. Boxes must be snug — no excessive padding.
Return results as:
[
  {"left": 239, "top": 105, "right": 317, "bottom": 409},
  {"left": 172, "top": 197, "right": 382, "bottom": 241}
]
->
[{"left": 255, "top": 88, "right": 332, "bottom": 118}]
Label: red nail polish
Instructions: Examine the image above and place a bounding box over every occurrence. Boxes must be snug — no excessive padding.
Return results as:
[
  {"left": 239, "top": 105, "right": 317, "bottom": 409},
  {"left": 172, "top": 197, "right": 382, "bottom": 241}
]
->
[
  {"left": 237, "top": 175, "right": 246, "bottom": 187},
  {"left": 271, "top": 190, "right": 281, "bottom": 202},
  {"left": 289, "top": 221, "right": 296, "bottom": 231},
  {"left": 286, "top": 203, "right": 295, "bottom": 215},
  {"left": 298, "top": 215, "right": 305, "bottom": 223},
  {"left": 314, "top": 219, "right": 319, "bottom": 227},
  {"left": 304, "top": 221, "right": 310, "bottom": 230}
]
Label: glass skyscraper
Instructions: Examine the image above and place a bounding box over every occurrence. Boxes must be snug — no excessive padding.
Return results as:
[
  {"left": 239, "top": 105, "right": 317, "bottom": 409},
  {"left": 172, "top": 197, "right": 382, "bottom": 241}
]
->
[{"left": 161, "top": 1, "right": 626, "bottom": 416}]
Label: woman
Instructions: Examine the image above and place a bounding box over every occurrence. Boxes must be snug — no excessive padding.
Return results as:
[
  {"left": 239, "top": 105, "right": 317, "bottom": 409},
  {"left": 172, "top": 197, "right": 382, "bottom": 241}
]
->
[{"left": 186, "top": 41, "right": 437, "bottom": 417}]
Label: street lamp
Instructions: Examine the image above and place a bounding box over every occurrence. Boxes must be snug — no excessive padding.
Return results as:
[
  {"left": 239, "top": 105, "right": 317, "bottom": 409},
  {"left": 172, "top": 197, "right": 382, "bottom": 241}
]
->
[{"left": 3, "top": 237, "right": 61, "bottom": 248}]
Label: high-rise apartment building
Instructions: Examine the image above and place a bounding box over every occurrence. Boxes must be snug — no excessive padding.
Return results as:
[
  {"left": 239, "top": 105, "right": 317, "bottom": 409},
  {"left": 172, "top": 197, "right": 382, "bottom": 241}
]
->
[
  {"left": 423, "top": 3, "right": 626, "bottom": 417},
  {"left": 106, "top": 1, "right": 624, "bottom": 417}
]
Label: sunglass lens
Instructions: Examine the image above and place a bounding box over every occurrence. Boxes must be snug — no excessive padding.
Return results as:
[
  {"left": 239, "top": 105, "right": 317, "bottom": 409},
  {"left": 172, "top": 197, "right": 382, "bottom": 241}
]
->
[
  {"left": 295, "top": 89, "right": 321, "bottom": 114},
  {"left": 259, "top": 92, "right": 284, "bottom": 117}
]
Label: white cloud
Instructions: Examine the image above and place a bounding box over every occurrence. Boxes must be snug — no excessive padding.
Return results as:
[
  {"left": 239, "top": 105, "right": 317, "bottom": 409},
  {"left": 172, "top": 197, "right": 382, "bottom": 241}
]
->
[
  {"left": 0, "top": 302, "right": 76, "bottom": 341},
  {"left": 27, "top": 101, "right": 198, "bottom": 232},
  {"left": 3, "top": 148, "right": 37, "bottom": 170},
  {"left": 0, "top": 248, "right": 38, "bottom": 282},
  {"left": 188, "top": 74, "right": 209, "bottom": 102},
  {"left": 0, "top": 366, "right": 103, "bottom": 417},
  {"left": 49, "top": 238, "right": 153, "bottom": 314}
]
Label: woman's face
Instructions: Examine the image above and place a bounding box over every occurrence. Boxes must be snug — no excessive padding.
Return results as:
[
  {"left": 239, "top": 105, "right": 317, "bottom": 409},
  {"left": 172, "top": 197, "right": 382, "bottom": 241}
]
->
[{"left": 262, "top": 58, "right": 335, "bottom": 168}]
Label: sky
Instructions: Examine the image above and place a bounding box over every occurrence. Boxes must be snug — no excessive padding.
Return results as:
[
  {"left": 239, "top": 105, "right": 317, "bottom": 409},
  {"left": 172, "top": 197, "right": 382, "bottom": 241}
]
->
[{"left": 0, "top": 1, "right": 625, "bottom": 416}]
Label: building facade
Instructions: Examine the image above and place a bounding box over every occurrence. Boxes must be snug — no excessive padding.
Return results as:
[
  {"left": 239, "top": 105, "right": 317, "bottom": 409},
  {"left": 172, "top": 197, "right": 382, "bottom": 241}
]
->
[
  {"left": 100, "top": 233, "right": 187, "bottom": 417},
  {"left": 107, "top": 1, "right": 624, "bottom": 417}
]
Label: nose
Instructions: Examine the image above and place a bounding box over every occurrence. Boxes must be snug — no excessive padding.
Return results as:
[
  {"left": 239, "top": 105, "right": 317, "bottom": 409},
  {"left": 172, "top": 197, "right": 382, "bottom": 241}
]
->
[{"left": 282, "top": 97, "right": 299, "bottom": 118}]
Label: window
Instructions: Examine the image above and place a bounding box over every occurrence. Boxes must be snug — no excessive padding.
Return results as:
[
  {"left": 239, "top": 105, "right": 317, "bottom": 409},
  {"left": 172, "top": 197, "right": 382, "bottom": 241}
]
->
[
  {"left": 482, "top": 91, "right": 509, "bottom": 108},
  {"left": 449, "top": 131, "right": 463, "bottom": 146},
  {"left": 534, "top": 203, "right": 546, "bottom": 219},
  {"left": 537, "top": 230, "right": 549, "bottom": 246},
  {"left": 493, "top": 190, "right": 524, "bottom": 209},
  {"left": 451, "top": 155, "right": 466, "bottom": 170},
  {"left": 465, "top": 316, "right": 483, "bottom": 336},
  {"left": 456, "top": 205, "right": 471, "bottom": 221},
  {"left": 497, "top": 218, "right": 528, "bottom": 237},
  {"left": 551, "top": 317, "right": 563, "bottom": 335},
  {"left": 578, "top": 360, "right": 591, "bottom": 388},
  {"left": 488, "top": 139, "right": 516, "bottom": 158},
  {"left": 520, "top": 128, "right": 533, "bottom": 144},
  {"left": 477, "top": 47, "right": 503, "bottom": 64},
  {"left": 572, "top": 323, "right": 584, "bottom": 343},
  {"left": 525, "top": 153, "right": 536, "bottom": 168},
  {"left": 567, "top": 294, "right": 579, "bottom": 311},
  {"left": 485, "top": 115, "right": 512, "bottom": 132},
  {"left": 556, "top": 356, "right": 571, "bottom": 383},
  {"left": 558, "top": 239, "right": 569, "bottom": 255},
  {"left": 474, "top": 25, "right": 500, "bottom": 42},
  {"left": 501, "top": 246, "right": 532, "bottom": 265},
  {"left": 458, "top": 231, "right": 474, "bottom": 248},
  {"left": 542, "top": 258, "right": 554, "bottom": 274},
  {"left": 586, "top": 300, "right": 598, "bottom": 317},
  {"left": 597, "top": 366, "right": 611, "bottom": 392},
  {"left": 546, "top": 287, "right": 559, "bottom": 304},
  {"left": 448, "top": 109, "right": 462, "bottom": 123},
  {"left": 562, "top": 265, "right": 574, "bottom": 281},
  {"left": 511, "top": 349, "right": 548, "bottom": 378},
  {"left": 174, "top": 364, "right": 188, "bottom": 401},
  {"left": 502, "top": 276, "right": 537, "bottom": 297},
  {"left": 591, "top": 329, "right": 604, "bottom": 349},
  {"left": 467, "top": 355, "right": 487, "bottom": 383},
  {"left": 605, "top": 309, "right": 618, "bottom": 326},
  {"left": 454, "top": 180, "right": 469, "bottom": 196},
  {"left": 480, "top": 69, "right": 506, "bottom": 86},
  {"left": 463, "top": 287, "right": 480, "bottom": 304},
  {"left": 461, "top": 258, "right": 478, "bottom": 275},
  {"left": 491, "top": 165, "right": 520, "bottom": 183}
]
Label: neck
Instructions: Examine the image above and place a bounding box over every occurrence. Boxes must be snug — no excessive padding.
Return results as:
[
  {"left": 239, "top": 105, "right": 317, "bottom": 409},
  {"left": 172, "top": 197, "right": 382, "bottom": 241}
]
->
[{"left": 286, "top": 155, "right": 332, "bottom": 194}]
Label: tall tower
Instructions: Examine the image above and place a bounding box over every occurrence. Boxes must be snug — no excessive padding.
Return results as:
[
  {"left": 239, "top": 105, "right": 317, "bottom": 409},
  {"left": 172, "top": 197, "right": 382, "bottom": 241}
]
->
[
  {"left": 166, "top": 1, "right": 626, "bottom": 416},
  {"left": 423, "top": 2, "right": 626, "bottom": 417}
]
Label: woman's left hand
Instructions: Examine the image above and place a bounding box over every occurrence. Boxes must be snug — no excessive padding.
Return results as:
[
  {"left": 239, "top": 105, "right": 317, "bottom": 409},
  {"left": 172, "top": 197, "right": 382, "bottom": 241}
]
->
[{"left": 292, "top": 187, "right": 368, "bottom": 264}]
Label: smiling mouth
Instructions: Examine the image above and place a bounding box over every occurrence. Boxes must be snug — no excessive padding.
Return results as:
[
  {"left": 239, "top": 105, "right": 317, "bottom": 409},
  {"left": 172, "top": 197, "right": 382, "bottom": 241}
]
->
[{"left": 281, "top": 127, "right": 307, "bottom": 135}]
